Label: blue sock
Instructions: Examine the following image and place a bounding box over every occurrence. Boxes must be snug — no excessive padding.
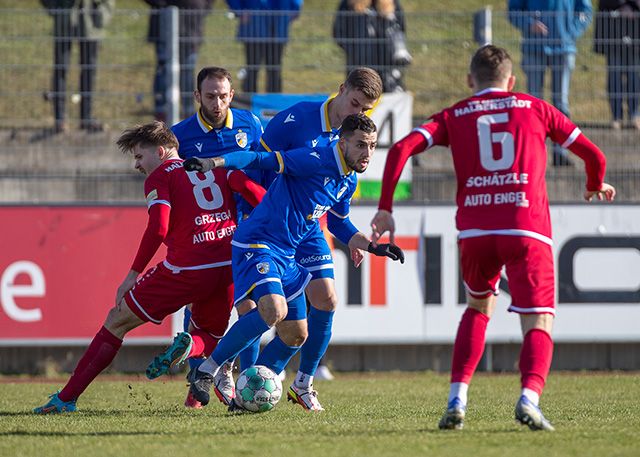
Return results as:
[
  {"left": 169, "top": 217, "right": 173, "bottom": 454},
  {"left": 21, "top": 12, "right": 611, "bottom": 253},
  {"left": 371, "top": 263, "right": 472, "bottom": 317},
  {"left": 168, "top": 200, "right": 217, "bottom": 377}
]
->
[
  {"left": 211, "top": 308, "right": 270, "bottom": 366},
  {"left": 299, "top": 307, "right": 334, "bottom": 376},
  {"left": 256, "top": 335, "right": 301, "bottom": 375},
  {"left": 238, "top": 337, "right": 261, "bottom": 370}
]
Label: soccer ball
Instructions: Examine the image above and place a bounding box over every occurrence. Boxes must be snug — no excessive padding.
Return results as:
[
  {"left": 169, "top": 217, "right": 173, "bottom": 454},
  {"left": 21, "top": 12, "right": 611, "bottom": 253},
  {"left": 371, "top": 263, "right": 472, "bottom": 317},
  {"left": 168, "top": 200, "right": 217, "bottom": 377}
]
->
[{"left": 235, "top": 365, "right": 283, "bottom": 412}]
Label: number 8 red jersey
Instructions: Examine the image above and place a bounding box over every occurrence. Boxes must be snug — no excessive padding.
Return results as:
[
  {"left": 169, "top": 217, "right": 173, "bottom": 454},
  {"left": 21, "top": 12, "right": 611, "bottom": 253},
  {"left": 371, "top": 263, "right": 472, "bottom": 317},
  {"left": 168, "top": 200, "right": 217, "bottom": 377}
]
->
[
  {"left": 144, "top": 159, "right": 238, "bottom": 268},
  {"left": 415, "top": 89, "right": 584, "bottom": 244}
]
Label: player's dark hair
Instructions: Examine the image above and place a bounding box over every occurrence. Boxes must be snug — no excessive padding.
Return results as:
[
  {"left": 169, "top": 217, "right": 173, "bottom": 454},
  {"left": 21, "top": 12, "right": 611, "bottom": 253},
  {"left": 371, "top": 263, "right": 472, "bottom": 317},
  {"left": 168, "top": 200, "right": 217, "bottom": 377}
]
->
[
  {"left": 116, "top": 121, "right": 179, "bottom": 153},
  {"left": 470, "top": 45, "right": 513, "bottom": 84},
  {"left": 197, "top": 66, "right": 233, "bottom": 92},
  {"left": 344, "top": 67, "right": 383, "bottom": 101},
  {"left": 339, "top": 113, "right": 377, "bottom": 138}
]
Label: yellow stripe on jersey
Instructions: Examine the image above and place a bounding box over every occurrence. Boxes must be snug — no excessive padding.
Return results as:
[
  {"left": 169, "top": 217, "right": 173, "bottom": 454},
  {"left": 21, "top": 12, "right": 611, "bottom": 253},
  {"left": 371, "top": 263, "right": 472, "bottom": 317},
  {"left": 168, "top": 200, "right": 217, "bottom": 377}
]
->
[
  {"left": 260, "top": 137, "right": 273, "bottom": 152},
  {"left": 275, "top": 151, "right": 285, "bottom": 173}
]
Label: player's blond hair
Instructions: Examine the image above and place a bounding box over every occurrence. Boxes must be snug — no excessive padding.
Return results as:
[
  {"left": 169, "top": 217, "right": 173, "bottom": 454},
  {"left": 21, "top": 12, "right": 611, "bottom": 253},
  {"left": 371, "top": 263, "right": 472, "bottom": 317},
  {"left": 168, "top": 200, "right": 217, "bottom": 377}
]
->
[
  {"left": 470, "top": 45, "right": 513, "bottom": 85},
  {"left": 116, "top": 121, "right": 179, "bottom": 154},
  {"left": 344, "top": 67, "right": 383, "bottom": 101}
]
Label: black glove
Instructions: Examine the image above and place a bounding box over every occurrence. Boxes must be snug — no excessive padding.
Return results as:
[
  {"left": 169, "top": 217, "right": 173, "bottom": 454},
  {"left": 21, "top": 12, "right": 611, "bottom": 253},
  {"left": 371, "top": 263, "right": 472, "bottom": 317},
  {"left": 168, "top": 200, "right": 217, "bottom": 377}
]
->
[
  {"left": 183, "top": 157, "right": 204, "bottom": 172},
  {"left": 367, "top": 242, "right": 405, "bottom": 263}
]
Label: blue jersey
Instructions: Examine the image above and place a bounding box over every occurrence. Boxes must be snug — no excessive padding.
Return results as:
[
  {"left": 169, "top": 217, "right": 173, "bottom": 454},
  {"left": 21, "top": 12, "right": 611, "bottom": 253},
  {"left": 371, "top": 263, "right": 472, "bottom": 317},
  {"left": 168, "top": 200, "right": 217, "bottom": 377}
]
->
[
  {"left": 172, "top": 108, "right": 263, "bottom": 218},
  {"left": 229, "top": 144, "right": 358, "bottom": 257},
  {"left": 259, "top": 98, "right": 339, "bottom": 187},
  {"left": 172, "top": 108, "right": 263, "bottom": 159}
]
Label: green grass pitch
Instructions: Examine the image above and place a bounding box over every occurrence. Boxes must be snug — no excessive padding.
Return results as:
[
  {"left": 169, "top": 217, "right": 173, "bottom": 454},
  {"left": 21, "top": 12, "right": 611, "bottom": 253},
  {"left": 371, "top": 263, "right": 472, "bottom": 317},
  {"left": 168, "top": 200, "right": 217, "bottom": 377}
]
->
[{"left": 1, "top": 371, "right": 639, "bottom": 457}]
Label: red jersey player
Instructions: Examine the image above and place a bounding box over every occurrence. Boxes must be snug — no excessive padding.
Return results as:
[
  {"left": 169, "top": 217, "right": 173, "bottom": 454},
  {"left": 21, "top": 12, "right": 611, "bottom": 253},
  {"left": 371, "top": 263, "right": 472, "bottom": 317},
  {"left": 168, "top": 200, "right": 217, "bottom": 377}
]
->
[
  {"left": 34, "top": 121, "right": 265, "bottom": 414},
  {"left": 371, "top": 45, "right": 616, "bottom": 431}
]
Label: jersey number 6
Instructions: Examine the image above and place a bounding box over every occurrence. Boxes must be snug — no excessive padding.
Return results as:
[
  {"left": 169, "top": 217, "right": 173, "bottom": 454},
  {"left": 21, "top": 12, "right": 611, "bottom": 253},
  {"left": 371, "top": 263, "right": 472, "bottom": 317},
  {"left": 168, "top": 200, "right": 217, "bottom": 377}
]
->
[{"left": 477, "top": 113, "right": 515, "bottom": 172}]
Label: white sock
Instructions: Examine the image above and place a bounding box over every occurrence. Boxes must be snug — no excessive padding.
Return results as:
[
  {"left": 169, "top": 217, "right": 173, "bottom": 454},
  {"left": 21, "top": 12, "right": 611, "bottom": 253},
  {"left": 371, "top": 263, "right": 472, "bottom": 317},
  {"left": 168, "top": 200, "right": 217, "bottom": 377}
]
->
[
  {"left": 522, "top": 388, "right": 540, "bottom": 406},
  {"left": 294, "top": 371, "right": 313, "bottom": 389},
  {"left": 197, "top": 357, "right": 220, "bottom": 377},
  {"left": 448, "top": 382, "right": 469, "bottom": 405}
]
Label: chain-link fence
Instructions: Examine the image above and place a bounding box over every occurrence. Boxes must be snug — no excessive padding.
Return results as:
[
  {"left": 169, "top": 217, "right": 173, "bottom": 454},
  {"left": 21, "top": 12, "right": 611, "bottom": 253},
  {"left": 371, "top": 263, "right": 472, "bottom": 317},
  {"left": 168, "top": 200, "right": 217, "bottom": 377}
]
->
[{"left": 0, "top": 6, "right": 637, "bottom": 203}]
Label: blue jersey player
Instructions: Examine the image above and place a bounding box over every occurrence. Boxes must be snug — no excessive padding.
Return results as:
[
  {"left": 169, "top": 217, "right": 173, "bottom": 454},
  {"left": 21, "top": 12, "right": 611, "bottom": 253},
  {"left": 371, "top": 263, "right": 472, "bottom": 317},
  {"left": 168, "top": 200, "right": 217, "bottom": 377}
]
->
[
  {"left": 183, "top": 114, "right": 404, "bottom": 410},
  {"left": 236, "top": 67, "right": 384, "bottom": 410},
  {"left": 151, "top": 67, "right": 265, "bottom": 409}
]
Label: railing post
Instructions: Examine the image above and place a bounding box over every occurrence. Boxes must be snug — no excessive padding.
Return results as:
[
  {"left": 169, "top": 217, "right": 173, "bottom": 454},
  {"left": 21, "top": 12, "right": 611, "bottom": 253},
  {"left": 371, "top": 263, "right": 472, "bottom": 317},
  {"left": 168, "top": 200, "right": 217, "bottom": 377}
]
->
[
  {"left": 160, "top": 6, "right": 180, "bottom": 126},
  {"left": 473, "top": 7, "right": 493, "bottom": 46}
]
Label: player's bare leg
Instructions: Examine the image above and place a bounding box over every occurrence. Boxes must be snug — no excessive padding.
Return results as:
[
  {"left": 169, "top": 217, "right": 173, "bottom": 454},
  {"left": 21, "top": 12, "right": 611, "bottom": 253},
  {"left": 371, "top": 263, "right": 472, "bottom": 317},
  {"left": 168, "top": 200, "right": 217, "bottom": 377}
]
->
[
  {"left": 439, "top": 294, "right": 496, "bottom": 429},
  {"left": 34, "top": 301, "right": 144, "bottom": 414},
  {"left": 515, "top": 313, "right": 555, "bottom": 431}
]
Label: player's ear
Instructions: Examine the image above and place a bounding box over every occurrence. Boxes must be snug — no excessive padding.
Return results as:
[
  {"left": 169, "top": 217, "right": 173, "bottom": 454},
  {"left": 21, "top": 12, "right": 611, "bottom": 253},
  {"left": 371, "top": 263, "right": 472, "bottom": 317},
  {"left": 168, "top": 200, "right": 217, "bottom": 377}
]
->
[
  {"left": 507, "top": 75, "right": 516, "bottom": 91},
  {"left": 156, "top": 145, "right": 166, "bottom": 160},
  {"left": 229, "top": 88, "right": 235, "bottom": 102},
  {"left": 466, "top": 73, "right": 474, "bottom": 89},
  {"left": 194, "top": 90, "right": 201, "bottom": 105}
]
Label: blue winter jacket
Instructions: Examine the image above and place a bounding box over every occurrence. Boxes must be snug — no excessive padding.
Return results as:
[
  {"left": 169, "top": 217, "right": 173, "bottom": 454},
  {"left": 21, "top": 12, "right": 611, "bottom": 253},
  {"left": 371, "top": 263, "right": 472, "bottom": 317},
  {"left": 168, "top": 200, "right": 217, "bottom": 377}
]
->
[
  {"left": 226, "top": 0, "right": 303, "bottom": 43},
  {"left": 508, "top": 0, "right": 593, "bottom": 54}
]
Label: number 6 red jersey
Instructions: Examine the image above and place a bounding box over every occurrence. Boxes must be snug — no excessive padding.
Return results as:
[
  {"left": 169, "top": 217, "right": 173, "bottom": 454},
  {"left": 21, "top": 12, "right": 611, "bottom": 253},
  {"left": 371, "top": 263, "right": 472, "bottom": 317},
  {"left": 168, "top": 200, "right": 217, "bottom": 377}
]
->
[
  {"left": 380, "top": 89, "right": 606, "bottom": 245},
  {"left": 144, "top": 159, "right": 238, "bottom": 268}
]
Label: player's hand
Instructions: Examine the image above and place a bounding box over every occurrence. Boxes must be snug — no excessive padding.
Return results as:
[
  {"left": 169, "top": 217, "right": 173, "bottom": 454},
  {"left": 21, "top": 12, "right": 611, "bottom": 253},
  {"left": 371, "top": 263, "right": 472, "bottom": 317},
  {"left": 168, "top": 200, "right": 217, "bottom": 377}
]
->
[
  {"left": 370, "top": 209, "right": 395, "bottom": 245},
  {"left": 350, "top": 247, "right": 364, "bottom": 268},
  {"left": 367, "top": 242, "right": 405, "bottom": 263},
  {"left": 530, "top": 20, "right": 548, "bottom": 36},
  {"left": 584, "top": 182, "right": 616, "bottom": 202},
  {"left": 184, "top": 157, "right": 215, "bottom": 173},
  {"left": 115, "top": 270, "right": 138, "bottom": 305}
]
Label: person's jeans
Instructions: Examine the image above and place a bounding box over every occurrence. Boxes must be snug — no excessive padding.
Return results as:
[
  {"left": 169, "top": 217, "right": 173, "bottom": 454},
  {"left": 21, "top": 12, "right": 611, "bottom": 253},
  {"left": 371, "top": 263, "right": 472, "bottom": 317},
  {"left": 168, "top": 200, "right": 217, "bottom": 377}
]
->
[
  {"left": 153, "top": 39, "right": 199, "bottom": 119},
  {"left": 606, "top": 50, "right": 640, "bottom": 121},
  {"left": 52, "top": 36, "right": 98, "bottom": 125},
  {"left": 243, "top": 41, "right": 285, "bottom": 93},
  {"left": 523, "top": 51, "right": 575, "bottom": 161}
]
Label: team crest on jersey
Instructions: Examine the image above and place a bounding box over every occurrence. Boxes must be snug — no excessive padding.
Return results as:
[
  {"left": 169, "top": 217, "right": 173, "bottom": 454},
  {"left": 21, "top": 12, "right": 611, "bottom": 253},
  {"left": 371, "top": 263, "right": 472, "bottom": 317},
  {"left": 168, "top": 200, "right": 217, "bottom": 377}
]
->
[
  {"left": 256, "top": 262, "right": 270, "bottom": 274},
  {"left": 235, "top": 130, "right": 248, "bottom": 148}
]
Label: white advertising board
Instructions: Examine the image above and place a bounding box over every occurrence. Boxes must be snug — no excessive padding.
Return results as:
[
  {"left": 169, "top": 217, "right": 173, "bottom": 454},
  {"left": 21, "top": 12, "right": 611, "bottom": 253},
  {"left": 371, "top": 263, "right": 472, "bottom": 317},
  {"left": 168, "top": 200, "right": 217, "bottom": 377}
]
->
[{"left": 330, "top": 205, "right": 640, "bottom": 344}]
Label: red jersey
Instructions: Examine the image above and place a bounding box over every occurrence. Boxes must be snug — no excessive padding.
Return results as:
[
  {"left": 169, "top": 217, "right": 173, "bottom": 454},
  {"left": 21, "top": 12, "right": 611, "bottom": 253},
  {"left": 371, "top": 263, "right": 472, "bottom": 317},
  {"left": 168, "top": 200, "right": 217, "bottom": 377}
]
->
[
  {"left": 144, "top": 159, "right": 238, "bottom": 268},
  {"left": 380, "top": 89, "right": 606, "bottom": 244}
]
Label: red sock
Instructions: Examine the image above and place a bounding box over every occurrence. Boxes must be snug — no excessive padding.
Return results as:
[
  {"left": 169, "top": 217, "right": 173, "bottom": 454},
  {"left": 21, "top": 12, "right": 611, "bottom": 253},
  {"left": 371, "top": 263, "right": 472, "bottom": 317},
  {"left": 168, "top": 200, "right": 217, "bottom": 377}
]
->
[
  {"left": 519, "top": 328, "right": 554, "bottom": 395},
  {"left": 59, "top": 326, "right": 122, "bottom": 402},
  {"left": 188, "top": 329, "right": 218, "bottom": 358},
  {"left": 450, "top": 308, "right": 490, "bottom": 384}
]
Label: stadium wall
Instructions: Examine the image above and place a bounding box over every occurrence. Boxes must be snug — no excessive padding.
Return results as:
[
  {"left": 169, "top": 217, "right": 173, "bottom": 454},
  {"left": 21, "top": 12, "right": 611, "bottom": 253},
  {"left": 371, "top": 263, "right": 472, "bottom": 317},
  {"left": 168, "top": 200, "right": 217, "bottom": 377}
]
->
[{"left": 1, "top": 204, "right": 639, "bottom": 373}]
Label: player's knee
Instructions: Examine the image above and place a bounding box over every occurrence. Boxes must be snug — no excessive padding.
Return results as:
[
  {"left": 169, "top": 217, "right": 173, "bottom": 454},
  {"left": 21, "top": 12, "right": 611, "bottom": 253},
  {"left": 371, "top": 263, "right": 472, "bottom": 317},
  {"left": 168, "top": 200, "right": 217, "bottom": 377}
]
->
[
  {"left": 258, "top": 295, "right": 288, "bottom": 327},
  {"left": 307, "top": 280, "right": 338, "bottom": 312},
  {"left": 277, "top": 322, "right": 308, "bottom": 347},
  {"left": 236, "top": 299, "right": 257, "bottom": 317},
  {"left": 467, "top": 295, "right": 495, "bottom": 317},
  {"left": 521, "top": 313, "right": 554, "bottom": 335},
  {"left": 104, "top": 300, "right": 138, "bottom": 338}
]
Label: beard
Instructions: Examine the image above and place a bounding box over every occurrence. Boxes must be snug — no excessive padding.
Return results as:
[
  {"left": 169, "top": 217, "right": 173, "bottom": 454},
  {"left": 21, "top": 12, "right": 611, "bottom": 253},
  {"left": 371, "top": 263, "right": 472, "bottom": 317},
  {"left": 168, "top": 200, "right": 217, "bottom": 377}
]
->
[{"left": 200, "top": 105, "right": 226, "bottom": 127}]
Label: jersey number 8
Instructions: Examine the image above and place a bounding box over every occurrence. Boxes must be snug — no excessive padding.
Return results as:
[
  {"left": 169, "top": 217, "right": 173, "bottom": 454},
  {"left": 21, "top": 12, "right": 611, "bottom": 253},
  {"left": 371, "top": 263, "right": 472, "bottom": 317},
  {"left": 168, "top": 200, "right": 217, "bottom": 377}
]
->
[{"left": 186, "top": 170, "right": 224, "bottom": 210}]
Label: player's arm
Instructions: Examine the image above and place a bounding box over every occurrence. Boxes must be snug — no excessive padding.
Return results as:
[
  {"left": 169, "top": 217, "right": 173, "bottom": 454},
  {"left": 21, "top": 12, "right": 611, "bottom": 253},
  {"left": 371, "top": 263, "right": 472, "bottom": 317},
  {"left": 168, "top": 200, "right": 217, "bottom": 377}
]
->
[
  {"left": 115, "top": 203, "right": 170, "bottom": 304},
  {"left": 371, "top": 125, "right": 433, "bottom": 244},
  {"left": 183, "top": 151, "right": 281, "bottom": 173},
  {"left": 572, "top": 0, "right": 593, "bottom": 37},
  {"left": 565, "top": 134, "right": 616, "bottom": 202},
  {"left": 227, "top": 169, "right": 267, "bottom": 208},
  {"left": 548, "top": 105, "right": 616, "bottom": 202},
  {"left": 329, "top": 199, "right": 405, "bottom": 267}
]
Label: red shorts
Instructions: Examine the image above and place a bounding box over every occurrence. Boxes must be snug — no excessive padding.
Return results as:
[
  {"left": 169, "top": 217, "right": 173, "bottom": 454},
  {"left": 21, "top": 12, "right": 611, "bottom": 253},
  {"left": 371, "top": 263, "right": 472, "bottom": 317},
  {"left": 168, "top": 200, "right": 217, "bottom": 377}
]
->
[
  {"left": 459, "top": 235, "right": 555, "bottom": 315},
  {"left": 124, "top": 262, "right": 233, "bottom": 337}
]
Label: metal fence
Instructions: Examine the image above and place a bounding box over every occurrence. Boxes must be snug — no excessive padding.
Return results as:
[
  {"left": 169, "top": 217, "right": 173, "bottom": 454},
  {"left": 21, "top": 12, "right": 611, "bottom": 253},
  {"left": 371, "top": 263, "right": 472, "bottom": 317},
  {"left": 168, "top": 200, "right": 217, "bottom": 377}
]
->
[{"left": 0, "top": 7, "right": 638, "bottom": 203}]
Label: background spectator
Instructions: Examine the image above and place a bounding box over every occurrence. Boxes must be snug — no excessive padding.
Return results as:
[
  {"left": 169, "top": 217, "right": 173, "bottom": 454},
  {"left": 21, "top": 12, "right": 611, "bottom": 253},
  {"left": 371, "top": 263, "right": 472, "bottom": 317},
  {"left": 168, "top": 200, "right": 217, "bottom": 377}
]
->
[
  {"left": 508, "top": 0, "right": 592, "bottom": 166},
  {"left": 146, "top": 0, "right": 214, "bottom": 121},
  {"left": 594, "top": 0, "right": 640, "bottom": 129},
  {"left": 225, "top": 0, "right": 303, "bottom": 94},
  {"left": 41, "top": 0, "right": 115, "bottom": 133},
  {"left": 333, "top": 0, "right": 411, "bottom": 93}
]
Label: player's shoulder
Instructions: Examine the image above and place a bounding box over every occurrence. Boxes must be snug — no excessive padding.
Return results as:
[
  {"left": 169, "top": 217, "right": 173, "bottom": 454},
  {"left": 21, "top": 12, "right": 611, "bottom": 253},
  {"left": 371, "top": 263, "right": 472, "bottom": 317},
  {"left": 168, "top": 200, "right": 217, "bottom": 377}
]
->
[
  {"left": 276, "top": 100, "right": 319, "bottom": 123},
  {"left": 230, "top": 107, "right": 261, "bottom": 126},
  {"left": 155, "top": 159, "right": 185, "bottom": 177},
  {"left": 171, "top": 114, "right": 198, "bottom": 135}
]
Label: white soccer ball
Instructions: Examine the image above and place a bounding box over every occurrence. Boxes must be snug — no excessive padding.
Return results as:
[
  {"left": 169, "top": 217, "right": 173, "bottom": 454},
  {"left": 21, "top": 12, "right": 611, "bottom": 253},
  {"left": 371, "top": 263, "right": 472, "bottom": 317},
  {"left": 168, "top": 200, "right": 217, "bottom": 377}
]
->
[{"left": 235, "top": 365, "right": 283, "bottom": 413}]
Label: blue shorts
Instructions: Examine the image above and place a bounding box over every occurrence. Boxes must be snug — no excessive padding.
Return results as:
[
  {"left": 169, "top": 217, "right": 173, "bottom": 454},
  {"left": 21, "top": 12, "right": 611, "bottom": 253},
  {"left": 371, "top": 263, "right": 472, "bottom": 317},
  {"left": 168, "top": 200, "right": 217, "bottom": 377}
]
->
[
  {"left": 295, "top": 227, "right": 334, "bottom": 280},
  {"left": 231, "top": 242, "right": 311, "bottom": 321}
]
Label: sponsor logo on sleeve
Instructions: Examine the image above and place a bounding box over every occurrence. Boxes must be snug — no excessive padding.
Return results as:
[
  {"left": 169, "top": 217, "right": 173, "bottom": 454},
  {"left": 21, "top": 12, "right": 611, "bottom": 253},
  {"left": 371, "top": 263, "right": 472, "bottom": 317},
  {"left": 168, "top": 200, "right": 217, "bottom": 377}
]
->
[{"left": 284, "top": 113, "right": 295, "bottom": 123}]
